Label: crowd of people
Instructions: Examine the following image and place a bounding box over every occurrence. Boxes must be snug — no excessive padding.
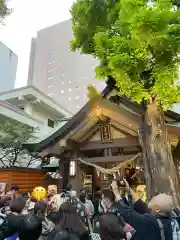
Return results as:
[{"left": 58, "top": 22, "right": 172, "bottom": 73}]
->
[{"left": 0, "top": 180, "right": 179, "bottom": 240}]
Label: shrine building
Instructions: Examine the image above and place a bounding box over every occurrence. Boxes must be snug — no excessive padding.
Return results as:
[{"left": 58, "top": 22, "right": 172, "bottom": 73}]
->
[{"left": 26, "top": 80, "right": 180, "bottom": 194}]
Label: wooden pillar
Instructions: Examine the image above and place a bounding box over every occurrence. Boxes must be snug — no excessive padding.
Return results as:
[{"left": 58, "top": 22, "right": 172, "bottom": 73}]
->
[
  {"left": 75, "top": 160, "right": 81, "bottom": 195},
  {"left": 63, "top": 161, "right": 70, "bottom": 190},
  {"left": 59, "top": 158, "right": 69, "bottom": 191},
  {"left": 59, "top": 159, "right": 64, "bottom": 191},
  {"left": 92, "top": 167, "right": 100, "bottom": 193}
]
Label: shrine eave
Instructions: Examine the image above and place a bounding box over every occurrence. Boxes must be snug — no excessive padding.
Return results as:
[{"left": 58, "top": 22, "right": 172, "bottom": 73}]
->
[{"left": 25, "top": 77, "right": 180, "bottom": 154}]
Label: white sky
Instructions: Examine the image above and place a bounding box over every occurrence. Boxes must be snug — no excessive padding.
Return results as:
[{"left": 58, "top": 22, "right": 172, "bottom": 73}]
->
[{"left": 0, "top": 0, "right": 74, "bottom": 88}]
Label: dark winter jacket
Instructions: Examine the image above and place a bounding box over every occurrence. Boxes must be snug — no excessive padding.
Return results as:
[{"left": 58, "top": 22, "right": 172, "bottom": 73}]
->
[
  {"left": 0, "top": 213, "right": 23, "bottom": 240},
  {"left": 117, "top": 200, "right": 178, "bottom": 240},
  {"left": 18, "top": 214, "right": 42, "bottom": 240},
  {"left": 133, "top": 199, "right": 151, "bottom": 214},
  {"left": 47, "top": 229, "right": 89, "bottom": 240},
  {"left": 47, "top": 212, "right": 59, "bottom": 225},
  {"left": 93, "top": 199, "right": 101, "bottom": 216},
  {"left": 0, "top": 213, "right": 42, "bottom": 240}
]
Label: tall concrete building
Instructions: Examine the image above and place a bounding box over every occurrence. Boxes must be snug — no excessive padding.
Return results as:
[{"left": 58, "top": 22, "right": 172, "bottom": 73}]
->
[
  {"left": 0, "top": 41, "right": 18, "bottom": 92},
  {"left": 27, "top": 20, "right": 106, "bottom": 114}
]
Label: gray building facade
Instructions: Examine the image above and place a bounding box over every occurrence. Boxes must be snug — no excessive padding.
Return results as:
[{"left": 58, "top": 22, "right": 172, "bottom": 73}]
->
[
  {"left": 0, "top": 41, "right": 18, "bottom": 92},
  {"left": 27, "top": 20, "right": 105, "bottom": 114}
]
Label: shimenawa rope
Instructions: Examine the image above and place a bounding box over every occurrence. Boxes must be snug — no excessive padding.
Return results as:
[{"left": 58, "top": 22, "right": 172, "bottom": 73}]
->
[{"left": 77, "top": 153, "right": 141, "bottom": 175}]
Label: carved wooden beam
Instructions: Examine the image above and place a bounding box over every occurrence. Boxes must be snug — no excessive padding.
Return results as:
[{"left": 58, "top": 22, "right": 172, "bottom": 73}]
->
[
  {"left": 80, "top": 137, "right": 139, "bottom": 150},
  {"left": 80, "top": 154, "right": 138, "bottom": 163},
  {"left": 59, "top": 139, "right": 78, "bottom": 149}
]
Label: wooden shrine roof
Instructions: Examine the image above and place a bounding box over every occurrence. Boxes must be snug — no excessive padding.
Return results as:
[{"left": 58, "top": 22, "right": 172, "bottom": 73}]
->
[{"left": 26, "top": 78, "right": 180, "bottom": 156}]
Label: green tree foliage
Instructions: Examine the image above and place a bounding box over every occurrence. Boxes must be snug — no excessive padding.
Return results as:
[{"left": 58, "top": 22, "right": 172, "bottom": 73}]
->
[
  {"left": 87, "top": 84, "right": 102, "bottom": 99},
  {"left": 0, "top": 121, "right": 40, "bottom": 167},
  {"left": 172, "top": 0, "right": 180, "bottom": 8},
  {"left": 0, "top": 0, "right": 11, "bottom": 24},
  {"left": 70, "top": 0, "right": 180, "bottom": 109}
]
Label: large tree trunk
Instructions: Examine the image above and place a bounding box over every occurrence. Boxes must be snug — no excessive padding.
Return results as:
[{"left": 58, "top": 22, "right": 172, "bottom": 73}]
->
[{"left": 139, "top": 102, "right": 180, "bottom": 206}]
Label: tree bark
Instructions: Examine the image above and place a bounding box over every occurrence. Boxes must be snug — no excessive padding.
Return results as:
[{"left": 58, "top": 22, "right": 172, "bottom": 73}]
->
[{"left": 139, "top": 102, "right": 180, "bottom": 206}]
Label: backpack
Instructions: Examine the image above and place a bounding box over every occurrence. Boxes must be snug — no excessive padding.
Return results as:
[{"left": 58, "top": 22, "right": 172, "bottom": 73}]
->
[{"left": 157, "top": 214, "right": 180, "bottom": 240}]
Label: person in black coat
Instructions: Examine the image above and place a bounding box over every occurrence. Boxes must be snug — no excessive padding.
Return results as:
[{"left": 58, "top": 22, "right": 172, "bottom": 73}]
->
[
  {"left": 0, "top": 197, "right": 25, "bottom": 240},
  {"left": 47, "top": 202, "right": 89, "bottom": 240},
  {"left": 97, "top": 188, "right": 135, "bottom": 238},
  {"left": 99, "top": 214, "right": 125, "bottom": 240},
  {"left": 0, "top": 197, "right": 43, "bottom": 240},
  {"left": 92, "top": 188, "right": 101, "bottom": 217},
  {"left": 111, "top": 181, "right": 178, "bottom": 240},
  {"left": 18, "top": 214, "right": 42, "bottom": 240}
]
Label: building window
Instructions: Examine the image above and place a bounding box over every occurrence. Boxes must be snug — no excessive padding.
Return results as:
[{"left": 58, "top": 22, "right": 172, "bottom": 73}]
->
[
  {"left": 48, "top": 76, "right": 54, "bottom": 80},
  {"left": 48, "top": 68, "right": 55, "bottom": 72},
  {"left": 48, "top": 85, "right": 52, "bottom": 88},
  {"left": 48, "top": 119, "right": 54, "bottom": 128}
]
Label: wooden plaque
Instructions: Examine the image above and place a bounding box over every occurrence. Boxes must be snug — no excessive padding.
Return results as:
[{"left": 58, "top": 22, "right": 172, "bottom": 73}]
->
[{"left": 100, "top": 124, "right": 112, "bottom": 143}]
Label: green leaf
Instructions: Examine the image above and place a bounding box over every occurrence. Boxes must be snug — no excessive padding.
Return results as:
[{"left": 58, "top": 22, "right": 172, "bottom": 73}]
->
[
  {"left": 70, "top": 0, "right": 180, "bottom": 107},
  {"left": 0, "top": 121, "right": 37, "bottom": 166},
  {"left": 0, "top": 0, "right": 11, "bottom": 24}
]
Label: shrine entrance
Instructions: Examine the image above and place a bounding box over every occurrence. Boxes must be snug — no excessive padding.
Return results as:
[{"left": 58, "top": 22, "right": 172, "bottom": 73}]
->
[{"left": 79, "top": 153, "right": 143, "bottom": 194}]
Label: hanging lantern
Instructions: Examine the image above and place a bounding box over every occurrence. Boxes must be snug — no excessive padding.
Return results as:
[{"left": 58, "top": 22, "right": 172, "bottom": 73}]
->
[
  {"left": 96, "top": 170, "right": 100, "bottom": 177},
  {"left": 69, "top": 161, "right": 76, "bottom": 176}
]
